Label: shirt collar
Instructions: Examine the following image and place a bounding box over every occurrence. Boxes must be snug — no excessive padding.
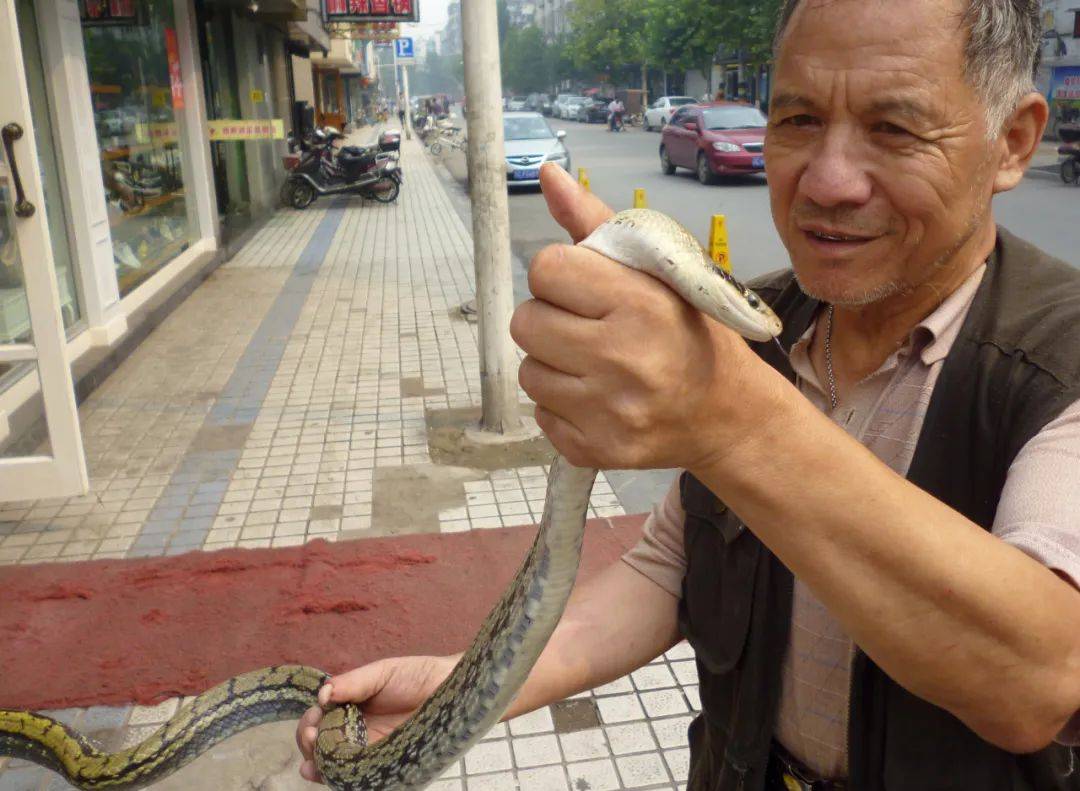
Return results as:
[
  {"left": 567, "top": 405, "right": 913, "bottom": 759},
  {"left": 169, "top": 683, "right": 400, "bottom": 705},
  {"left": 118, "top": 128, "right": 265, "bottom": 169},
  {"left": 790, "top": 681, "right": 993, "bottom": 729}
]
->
[{"left": 788, "top": 263, "right": 987, "bottom": 379}]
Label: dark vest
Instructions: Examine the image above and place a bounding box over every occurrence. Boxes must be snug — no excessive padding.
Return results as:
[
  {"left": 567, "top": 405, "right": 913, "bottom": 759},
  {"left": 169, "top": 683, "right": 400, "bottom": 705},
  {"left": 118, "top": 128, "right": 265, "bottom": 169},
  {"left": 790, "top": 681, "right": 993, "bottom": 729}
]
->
[{"left": 679, "top": 228, "right": 1080, "bottom": 791}]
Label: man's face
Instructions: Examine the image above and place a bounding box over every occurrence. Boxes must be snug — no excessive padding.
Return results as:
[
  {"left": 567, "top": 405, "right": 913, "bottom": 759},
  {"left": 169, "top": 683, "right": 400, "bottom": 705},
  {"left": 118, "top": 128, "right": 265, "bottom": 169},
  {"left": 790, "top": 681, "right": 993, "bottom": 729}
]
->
[{"left": 765, "top": 0, "right": 1000, "bottom": 306}]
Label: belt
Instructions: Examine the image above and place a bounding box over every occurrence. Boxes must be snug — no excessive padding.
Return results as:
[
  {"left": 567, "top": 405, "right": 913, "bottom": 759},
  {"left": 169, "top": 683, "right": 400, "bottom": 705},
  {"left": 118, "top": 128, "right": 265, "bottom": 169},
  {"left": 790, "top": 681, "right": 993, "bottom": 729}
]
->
[{"left": 766, "top": 743, "right": 847, "bottom": 791}]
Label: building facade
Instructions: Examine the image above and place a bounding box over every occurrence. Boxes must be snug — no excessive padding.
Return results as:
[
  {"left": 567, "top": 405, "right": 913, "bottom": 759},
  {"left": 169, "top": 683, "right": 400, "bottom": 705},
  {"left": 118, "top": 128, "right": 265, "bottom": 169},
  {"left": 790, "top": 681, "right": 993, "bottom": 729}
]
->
[
  {"left": 534, "top": 0, "right": 572, "bottom": 40},
  {"left": 0, "top": 0, "right": 330, "bottom": 495},
  {"left": 1039, "top": 0, "right": 1080, "bottom": 138}
]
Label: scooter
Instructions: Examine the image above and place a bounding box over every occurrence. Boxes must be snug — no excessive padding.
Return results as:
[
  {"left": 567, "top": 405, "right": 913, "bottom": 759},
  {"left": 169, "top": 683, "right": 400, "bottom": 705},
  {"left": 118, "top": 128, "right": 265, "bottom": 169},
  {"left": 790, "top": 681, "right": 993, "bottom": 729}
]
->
[
  {"left": 608, "top": 110, "right": 624, "bottom": 133},
  {"left": 1060, "top": 125, "right": 1079, "bottom": 186},
  {"left": 1061, "top": 145, "right": 1079, "bottom": 186},
  {"left": 287, "top": 129, "right": 402, "bottom": 209}
]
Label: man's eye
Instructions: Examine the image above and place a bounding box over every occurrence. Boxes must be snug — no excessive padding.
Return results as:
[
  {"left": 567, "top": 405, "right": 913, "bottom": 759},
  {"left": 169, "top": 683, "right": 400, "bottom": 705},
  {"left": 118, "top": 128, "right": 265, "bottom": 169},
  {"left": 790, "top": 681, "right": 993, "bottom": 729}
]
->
[
  {"left": 783, "top": 114, "right": 819, "bottom": 128},
  {"left": 873, "top": 122, "right": 911, "bottom": 136}
]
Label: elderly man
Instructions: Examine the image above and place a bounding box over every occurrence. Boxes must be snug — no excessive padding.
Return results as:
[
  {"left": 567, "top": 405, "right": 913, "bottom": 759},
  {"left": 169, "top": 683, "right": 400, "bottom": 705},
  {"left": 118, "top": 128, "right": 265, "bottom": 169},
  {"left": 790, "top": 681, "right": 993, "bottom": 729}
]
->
[{"left": 298, "top": 0, "right": 1080, "bottom": 788}]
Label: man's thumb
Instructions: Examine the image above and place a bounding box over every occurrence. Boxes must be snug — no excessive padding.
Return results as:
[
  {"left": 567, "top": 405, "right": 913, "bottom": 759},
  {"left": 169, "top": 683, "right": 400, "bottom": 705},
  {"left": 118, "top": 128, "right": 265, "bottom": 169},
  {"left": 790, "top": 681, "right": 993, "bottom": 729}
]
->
[{"left": 539, "top": 163, "right": 615, "bottom": 244}]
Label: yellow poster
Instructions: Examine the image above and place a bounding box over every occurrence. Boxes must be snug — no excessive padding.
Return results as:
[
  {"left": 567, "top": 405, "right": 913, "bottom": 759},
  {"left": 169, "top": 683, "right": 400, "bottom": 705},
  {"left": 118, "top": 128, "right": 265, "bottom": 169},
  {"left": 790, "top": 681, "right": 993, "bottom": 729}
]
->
[
  {"left": 207, "top": 119, "right": 285, "bottom": 141},
  {"left": 250, "top": 89, "right": 265, "bottom": 103}
]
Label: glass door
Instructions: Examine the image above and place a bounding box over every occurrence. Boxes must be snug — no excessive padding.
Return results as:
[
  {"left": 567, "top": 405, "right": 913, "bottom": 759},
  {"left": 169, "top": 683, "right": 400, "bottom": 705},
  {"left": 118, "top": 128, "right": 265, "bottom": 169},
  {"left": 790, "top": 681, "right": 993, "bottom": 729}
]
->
[{"left": 0, "top": 0, "right": 88, "bottom": 500}]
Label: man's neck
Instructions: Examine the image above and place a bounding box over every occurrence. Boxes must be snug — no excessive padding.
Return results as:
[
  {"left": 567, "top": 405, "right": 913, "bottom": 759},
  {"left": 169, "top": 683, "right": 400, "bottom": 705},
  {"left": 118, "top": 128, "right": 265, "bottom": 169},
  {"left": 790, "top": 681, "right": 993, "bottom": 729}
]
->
[{"left": 813, "top": 220, "right": 996, "bottom": 392}]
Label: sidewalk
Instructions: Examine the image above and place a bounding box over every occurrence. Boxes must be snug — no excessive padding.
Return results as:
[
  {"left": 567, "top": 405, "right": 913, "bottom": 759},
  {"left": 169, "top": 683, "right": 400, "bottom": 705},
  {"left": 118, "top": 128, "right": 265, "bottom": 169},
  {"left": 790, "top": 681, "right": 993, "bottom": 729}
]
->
[{"left": 0, "top": 138, "right": 695, "bottom": 790}]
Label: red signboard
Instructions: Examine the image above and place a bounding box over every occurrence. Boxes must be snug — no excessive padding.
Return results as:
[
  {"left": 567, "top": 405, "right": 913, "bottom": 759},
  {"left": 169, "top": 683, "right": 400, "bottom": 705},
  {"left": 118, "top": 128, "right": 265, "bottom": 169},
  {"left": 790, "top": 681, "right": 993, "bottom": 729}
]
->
[
  {"left": 80, "top": 0, "right": 141, "bottom": 25},
  {"left": 164, "top": 28, "right": 185, "bottom": 111},
  {"left": 323, "top": 0, "right": 418, "bottom": 23}
]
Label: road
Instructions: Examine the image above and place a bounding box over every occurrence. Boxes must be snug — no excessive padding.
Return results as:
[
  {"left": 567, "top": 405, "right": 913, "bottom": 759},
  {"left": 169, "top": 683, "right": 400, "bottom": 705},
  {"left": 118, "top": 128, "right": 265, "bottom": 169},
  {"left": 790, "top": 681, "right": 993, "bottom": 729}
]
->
[{"left": 434, "top": 113, "right": 1080, "bottom": 512}]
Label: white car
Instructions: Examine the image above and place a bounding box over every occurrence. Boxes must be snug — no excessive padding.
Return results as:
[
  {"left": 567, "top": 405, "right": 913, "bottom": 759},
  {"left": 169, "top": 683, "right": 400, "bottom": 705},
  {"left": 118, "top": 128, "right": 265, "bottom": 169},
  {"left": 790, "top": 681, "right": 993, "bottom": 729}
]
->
[
  {"left": 643, "top": 96, "right": 697, "bottom": 131},
  {"left": 503, "top": 112, "right": 571, "bottom": 188},
  {"left": 507, "top": 97, "right": 527, "bottom": 111}
]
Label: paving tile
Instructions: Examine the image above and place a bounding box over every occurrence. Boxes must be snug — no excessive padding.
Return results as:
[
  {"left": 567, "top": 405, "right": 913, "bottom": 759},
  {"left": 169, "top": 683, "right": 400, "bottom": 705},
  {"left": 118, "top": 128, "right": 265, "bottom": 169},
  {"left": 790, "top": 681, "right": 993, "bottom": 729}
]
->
[
  {"left": 616, "top": 752, "right": 671, "bottom": 788},
  {"left": 508, "top": 706, "right": 554, "bottom": 736},
  {"left": 465, "top": 773, "right": 517, "bottom": 791},
  {"left": 597, "top": 693, "right": 646, "bottom": 725},
  {"left": 640, "top": 689, "right": 690, "bottom": 718},
  {"left": 464, "top": 740, "right": 512, "bottom": 775},
  {"left": 567, "top": 758, "right": 621, "bottom": 791},
  {"left": 558, "top": 728, "right": 610, "bottom": 762},
  {"left": 517, "top": 764, "right": 569, "bottom": 791},
  {"left": 511, "top": 734, "right": 561, "bottom": 768},
  {"left": 604, "top": 722, "right": 657, "bottom": 755}
]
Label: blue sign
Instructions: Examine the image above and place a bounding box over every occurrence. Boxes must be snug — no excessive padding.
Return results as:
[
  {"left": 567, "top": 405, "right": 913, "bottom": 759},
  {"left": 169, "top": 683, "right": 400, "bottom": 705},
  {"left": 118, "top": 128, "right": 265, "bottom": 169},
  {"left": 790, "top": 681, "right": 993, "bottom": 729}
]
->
[{"left": 394, "top": 38, "right": 415, "bottom": 60}]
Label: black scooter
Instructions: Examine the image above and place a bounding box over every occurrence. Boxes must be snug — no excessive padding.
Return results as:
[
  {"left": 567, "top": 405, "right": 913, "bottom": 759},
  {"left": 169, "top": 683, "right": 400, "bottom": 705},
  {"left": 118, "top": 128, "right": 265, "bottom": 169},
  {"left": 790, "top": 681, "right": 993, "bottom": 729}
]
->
[
  {"left": 288, "top": 130, "right": 402, "bottom": 209},
  {"left": 1060, "top": 125, "right": 1080, "bottom": 186}
]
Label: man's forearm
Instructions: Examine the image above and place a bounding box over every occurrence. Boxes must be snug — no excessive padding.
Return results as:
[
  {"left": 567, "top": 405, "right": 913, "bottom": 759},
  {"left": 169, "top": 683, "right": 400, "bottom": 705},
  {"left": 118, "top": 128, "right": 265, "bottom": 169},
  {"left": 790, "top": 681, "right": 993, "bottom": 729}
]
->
[
  {"left": 697, "top": 383, "right": 1080, "bottom": 752},
  {"left": 504, "top": 560, "right": 681, "bottom": 720}
]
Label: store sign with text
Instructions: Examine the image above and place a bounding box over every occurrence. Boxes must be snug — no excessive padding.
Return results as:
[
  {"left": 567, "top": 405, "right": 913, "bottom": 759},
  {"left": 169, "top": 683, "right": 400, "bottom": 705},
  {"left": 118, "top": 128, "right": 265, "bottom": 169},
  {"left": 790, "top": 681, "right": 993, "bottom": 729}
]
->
[
  {"left": 80, "top": 0, "right": 142, "bottom": 26},
  {"left": 1051, "top": 66, "right": 1080, "bottom": 104},
  {"left": 323, "top": 0, "right": 419, "bottom": 24},
  {"left": 131, "top": 120, "right": 285, "bottom": 146},
  {"left": 208, "top": 120, "right": 286, "bottom": 141}
]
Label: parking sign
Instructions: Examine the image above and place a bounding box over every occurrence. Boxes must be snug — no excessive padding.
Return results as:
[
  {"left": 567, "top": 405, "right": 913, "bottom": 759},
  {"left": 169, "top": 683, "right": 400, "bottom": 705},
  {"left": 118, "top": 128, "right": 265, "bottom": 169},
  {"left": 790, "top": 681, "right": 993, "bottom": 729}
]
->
[{"left": 394, "top": 37, "right": 415, "bottom": 64}]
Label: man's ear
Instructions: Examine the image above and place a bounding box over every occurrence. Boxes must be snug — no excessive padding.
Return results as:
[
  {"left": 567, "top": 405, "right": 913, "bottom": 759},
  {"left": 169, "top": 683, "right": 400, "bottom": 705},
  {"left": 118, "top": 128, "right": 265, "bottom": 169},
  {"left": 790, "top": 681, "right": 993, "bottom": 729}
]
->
[{"left": 993, "top": 93, "right": 1049, "bottom": 194}]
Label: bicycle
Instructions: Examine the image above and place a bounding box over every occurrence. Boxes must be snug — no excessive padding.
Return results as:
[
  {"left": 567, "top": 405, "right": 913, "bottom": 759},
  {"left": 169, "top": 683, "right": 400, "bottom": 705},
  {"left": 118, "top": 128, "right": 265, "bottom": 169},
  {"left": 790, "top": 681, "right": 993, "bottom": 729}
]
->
[{"left": 429, "top": 134, "right": 467, "bottom": 156}]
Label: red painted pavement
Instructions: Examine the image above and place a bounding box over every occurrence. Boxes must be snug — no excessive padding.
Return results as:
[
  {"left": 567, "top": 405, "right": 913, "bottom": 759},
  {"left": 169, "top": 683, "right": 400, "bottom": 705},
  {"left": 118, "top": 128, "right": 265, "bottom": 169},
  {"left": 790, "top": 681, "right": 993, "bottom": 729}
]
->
[{"left": 0, "top": 515, "right": 647, "bottom": 711}]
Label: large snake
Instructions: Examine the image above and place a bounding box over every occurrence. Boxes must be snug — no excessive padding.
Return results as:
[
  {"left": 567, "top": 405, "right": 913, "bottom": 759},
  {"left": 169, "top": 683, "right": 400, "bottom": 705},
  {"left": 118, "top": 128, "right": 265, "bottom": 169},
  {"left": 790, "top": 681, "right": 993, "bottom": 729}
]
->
[{"left": 0, "top": 208, "right": 782, "bottom": 790}]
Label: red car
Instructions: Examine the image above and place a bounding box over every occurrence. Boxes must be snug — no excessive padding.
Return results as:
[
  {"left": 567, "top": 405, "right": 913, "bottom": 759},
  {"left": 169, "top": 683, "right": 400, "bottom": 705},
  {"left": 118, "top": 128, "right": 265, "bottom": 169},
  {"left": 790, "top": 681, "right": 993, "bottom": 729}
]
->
[{"left": 659, "top": 102, "right": 768, "bottom": 184}]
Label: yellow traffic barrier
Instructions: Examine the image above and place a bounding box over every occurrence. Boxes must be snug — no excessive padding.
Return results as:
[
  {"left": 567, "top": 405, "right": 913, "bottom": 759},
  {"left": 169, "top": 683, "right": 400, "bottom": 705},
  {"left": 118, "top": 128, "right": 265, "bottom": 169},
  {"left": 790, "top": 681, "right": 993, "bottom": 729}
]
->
[
  {"left": 578, "top": 168, "right": 591, "bottom": 192},
  {"left": 633, "top": 188, "right": 647, "bottom": 208},
  {"left": 709, "top": 214, "right": 731, "bottom": 272}
]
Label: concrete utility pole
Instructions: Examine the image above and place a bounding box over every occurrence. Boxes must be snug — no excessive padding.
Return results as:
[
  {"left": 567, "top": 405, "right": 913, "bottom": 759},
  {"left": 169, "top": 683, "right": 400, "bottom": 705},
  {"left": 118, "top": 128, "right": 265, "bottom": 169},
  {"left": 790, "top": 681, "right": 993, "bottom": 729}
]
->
[{"left": 460, "top": 0, "right": 525, "bottom": 437}]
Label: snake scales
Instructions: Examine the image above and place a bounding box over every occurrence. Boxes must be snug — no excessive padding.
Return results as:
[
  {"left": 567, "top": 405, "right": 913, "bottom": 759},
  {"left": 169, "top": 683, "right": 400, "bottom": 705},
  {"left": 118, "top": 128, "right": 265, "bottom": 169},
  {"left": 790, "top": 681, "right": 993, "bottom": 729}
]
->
[{"left": 0, "top": 208, "right": 782, "bottom": 790}]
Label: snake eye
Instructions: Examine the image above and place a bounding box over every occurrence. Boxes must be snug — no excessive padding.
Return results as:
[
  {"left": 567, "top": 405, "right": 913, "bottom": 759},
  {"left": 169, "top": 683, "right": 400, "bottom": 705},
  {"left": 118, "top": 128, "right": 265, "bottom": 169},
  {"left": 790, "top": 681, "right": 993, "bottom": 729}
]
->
[{"left": 747, "top": 293, "right": 760, "bottom": 309}]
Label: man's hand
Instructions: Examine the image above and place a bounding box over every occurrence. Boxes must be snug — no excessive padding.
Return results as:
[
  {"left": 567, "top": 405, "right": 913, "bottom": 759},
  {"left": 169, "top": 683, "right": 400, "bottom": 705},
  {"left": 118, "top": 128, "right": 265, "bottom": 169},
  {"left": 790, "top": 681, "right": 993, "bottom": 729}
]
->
[
  {"left": 510, "top": 163, "right": 786, "bottom": 473},
  {"left": 295, "top": 655, "right": 458, "bottom": 784}
]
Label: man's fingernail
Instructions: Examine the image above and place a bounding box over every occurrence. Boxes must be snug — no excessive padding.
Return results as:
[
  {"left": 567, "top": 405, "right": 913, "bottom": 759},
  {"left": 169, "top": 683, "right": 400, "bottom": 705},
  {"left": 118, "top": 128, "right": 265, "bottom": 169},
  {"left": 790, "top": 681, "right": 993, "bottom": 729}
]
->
[{"left": 318, "top": 683, "right": 332, "bottom": 706}]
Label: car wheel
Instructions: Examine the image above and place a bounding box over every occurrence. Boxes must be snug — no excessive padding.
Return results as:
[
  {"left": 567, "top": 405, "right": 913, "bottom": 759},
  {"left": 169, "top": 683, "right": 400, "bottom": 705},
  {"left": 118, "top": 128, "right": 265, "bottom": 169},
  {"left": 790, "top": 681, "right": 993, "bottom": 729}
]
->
[
  {"left": 660, "top": 146, "right": 676, "bottom": 175},
  {"left": 697, "top": 153, "right": 716, "bottom": 185}
]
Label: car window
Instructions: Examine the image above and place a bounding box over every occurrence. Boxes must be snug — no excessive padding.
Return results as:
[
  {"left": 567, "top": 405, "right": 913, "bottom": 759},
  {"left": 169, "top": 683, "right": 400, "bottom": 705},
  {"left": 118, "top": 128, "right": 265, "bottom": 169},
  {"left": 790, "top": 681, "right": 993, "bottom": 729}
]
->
[
  {"left": 670, "top": 97, "right": 696, "bottom": 107},
  {"left": 701, "top": 106, "right": 767, "bottom": 130},
  {"left": 679, "top": 112, "right": 699, "bottom": 128},
  {"left": 504, "top": 116, "right": 555, "bottom": 141}
]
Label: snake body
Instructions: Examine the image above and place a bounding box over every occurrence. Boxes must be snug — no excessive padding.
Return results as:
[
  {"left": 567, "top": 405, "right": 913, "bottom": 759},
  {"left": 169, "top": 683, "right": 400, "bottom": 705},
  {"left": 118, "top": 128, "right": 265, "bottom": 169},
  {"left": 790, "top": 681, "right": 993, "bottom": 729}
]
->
[{"left": 0, "top": 208, "right": 782, "bottom": 790}]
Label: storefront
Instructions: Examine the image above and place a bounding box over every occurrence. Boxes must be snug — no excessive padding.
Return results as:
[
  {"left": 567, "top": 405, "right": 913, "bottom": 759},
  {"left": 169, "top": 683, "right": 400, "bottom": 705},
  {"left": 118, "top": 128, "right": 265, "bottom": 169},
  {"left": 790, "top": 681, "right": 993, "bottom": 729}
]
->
[
  {"left": 0, "top": 0, "right": 324, "bottom": 498},
  {"left": 1048, "top": 65, "right": 1080, "bottom": 138}
]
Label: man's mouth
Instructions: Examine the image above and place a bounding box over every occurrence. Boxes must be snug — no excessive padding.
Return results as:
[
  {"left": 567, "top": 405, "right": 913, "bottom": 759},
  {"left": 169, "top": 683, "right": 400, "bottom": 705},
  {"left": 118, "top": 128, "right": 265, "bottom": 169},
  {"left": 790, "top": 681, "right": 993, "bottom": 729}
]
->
[{"left": 800, "top": 225, "right": 879, "bottom": 252}]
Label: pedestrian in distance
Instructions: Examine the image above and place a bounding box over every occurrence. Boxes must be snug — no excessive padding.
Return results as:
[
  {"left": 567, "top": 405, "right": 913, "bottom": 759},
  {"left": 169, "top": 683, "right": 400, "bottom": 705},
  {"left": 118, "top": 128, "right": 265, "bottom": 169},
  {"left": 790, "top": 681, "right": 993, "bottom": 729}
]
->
[{"left": 297, "top": 2, "right": 1080, "bottom": 789}]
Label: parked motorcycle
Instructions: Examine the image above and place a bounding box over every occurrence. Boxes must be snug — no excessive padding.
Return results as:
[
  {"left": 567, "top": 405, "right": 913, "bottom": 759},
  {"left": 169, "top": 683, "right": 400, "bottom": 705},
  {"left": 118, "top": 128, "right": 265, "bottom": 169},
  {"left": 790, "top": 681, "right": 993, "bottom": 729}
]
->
[
  {"left": 285, "top": 128, "right": 402, "bottom": 210},
  {"left": 1061, "top": 145, "right": 1079, "bottom": 186},
  {"left": 1059, "top": 125, "right": 1080, "bottom": 186}
]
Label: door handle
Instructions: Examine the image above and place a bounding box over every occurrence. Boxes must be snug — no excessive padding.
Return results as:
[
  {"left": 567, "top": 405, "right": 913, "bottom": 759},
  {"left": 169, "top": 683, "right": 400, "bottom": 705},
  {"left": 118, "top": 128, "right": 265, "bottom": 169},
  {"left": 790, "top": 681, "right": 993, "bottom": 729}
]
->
[{"left": 1, "top": 123, "right": 36, "bottom": 219}]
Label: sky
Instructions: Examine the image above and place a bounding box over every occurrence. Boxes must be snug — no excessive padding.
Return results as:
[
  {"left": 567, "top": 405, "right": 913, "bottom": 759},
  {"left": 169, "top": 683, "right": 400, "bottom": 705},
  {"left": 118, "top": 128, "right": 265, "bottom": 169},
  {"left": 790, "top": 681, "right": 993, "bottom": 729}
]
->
[{"left": 400, "top": 0, "right": 451, "bottom": 49}]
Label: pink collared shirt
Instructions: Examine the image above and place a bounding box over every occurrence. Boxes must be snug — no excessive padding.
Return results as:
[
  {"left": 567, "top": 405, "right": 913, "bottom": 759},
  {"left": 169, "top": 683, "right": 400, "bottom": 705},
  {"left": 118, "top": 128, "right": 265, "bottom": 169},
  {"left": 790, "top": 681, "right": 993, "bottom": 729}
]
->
[{"left": 622, "top": 264, "right": 1080, "bottom": 778}]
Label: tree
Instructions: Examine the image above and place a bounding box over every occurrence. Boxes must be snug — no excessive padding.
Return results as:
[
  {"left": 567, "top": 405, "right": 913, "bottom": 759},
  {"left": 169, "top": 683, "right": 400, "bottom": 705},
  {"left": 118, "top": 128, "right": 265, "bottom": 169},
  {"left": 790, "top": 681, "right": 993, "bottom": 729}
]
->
[
  {"left": 565, "top": 0, "right": 648, "bottom": 76},
  {"left": 501, "top": 26, "right": 552, "bottom": 95}
]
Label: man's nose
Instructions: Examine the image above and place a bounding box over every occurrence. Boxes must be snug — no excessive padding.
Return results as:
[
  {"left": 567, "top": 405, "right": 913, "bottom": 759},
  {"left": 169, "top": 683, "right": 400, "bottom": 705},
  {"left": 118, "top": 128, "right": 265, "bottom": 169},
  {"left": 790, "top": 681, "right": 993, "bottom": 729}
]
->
[{"left": 798, "top": 124, "right": 873, "bottom": 208}]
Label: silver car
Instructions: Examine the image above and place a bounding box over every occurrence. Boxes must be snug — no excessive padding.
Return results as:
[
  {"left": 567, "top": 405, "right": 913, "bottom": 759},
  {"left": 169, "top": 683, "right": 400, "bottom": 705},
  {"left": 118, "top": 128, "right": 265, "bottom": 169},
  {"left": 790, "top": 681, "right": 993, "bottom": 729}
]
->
[{"left": 503, "top": 112, "right": 570, "bottom": 188}]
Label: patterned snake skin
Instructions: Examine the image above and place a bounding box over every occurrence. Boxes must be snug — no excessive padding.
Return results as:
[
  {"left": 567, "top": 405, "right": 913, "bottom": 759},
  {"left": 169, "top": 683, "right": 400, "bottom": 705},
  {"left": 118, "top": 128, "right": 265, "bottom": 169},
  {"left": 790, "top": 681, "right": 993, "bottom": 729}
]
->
[{"left": 0, "top": 209, "right": 782, "bottom": 790}]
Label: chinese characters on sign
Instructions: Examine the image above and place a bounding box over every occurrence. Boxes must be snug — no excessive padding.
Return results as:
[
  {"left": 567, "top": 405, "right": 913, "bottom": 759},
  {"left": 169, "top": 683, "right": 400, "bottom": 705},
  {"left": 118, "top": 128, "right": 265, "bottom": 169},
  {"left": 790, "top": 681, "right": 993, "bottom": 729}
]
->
[
  {"left": 80, "top": 0, "right": 141, "bottom": 26},
  {"left": 164, "top": 28, "right": 185, "bottom": 111},
  {"left": 323, "top": 0, "right": 418, "bottom": 23},
  {"left": 207, "top": 119, "right": 285, "bottom": 142}
]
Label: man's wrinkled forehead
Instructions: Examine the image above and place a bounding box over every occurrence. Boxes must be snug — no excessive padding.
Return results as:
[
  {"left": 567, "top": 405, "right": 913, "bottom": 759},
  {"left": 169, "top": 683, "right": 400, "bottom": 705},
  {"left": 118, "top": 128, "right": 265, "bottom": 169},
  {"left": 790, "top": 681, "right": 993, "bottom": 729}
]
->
[{"left": 774, "top": 0, "right": 970, "bottom": 109}]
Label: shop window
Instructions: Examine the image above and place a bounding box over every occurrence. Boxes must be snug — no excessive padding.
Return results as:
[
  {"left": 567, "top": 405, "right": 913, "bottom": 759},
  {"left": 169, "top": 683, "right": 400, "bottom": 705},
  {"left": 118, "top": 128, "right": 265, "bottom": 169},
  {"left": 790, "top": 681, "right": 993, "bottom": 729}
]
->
[{"left": 83, "top": 0, "right": 196, "bottom": 297}]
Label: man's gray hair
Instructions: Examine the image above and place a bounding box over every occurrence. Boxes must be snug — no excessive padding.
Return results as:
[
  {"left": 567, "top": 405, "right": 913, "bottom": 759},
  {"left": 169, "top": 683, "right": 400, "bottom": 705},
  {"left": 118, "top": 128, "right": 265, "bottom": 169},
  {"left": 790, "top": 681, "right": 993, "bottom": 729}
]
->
[{"left": 773, "top": 0, "right": 1042, "bottom": 135}]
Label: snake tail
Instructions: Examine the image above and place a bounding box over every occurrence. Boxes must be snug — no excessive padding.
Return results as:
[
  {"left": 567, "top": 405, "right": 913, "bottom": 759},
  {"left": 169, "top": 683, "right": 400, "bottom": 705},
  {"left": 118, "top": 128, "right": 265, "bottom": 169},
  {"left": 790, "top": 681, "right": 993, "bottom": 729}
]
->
[{"left": 0, "top": 665, "right": 328, "bottom": 790}]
